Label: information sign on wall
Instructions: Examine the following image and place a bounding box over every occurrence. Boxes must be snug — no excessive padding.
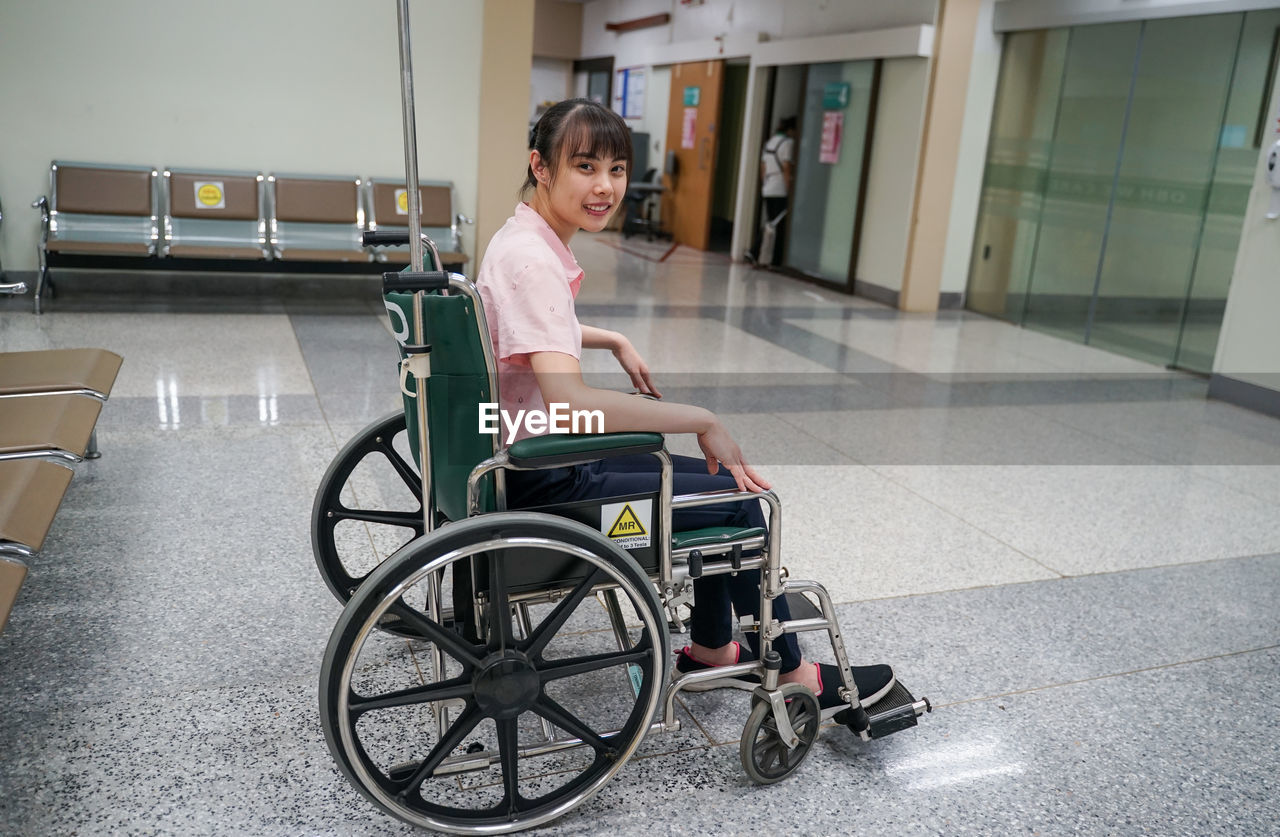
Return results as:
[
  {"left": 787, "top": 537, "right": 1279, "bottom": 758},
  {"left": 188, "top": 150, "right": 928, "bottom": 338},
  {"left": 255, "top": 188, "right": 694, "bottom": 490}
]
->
[
  {"left": 682, "top": 107, "right": 697, "bottom": 149},
  {"left": 819, "top": 111, "right": 844, "bottom": 164},
  {"left": 822, "top": 82, "right": 851, "bottom": 110},
  {"left": 616, "top": 67, "right": 646, "bottom": 119},
  {"left": 683, "top": 86, "right": 700, "bottom": 107}
]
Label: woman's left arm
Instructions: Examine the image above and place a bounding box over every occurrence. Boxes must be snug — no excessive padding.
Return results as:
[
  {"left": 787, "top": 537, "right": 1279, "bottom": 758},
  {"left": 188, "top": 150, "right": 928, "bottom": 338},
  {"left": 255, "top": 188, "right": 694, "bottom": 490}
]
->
[{"left": 580, "top": 325, "right": 661, "bottom": 398}]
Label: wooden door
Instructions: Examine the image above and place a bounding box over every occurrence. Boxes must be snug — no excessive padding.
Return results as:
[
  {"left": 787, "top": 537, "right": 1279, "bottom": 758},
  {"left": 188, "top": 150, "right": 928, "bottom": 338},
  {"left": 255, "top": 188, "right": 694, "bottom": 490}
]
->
[{"left": 663, "top": 60, "right": 725, "bottom": 250}]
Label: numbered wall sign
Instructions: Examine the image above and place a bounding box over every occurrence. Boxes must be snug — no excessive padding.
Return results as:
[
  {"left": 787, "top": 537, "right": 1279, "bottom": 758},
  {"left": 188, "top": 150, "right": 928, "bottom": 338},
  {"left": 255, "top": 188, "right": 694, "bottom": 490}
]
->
[{"left": 194, "top": 181, "right": 226, "bottom": 209}]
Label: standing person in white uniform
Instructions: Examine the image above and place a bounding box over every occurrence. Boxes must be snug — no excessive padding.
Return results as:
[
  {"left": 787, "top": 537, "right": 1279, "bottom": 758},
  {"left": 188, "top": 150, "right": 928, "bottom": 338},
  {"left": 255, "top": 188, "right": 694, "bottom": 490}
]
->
[{"left": 749, "top": 115, "right": 796, "bottom": 267}]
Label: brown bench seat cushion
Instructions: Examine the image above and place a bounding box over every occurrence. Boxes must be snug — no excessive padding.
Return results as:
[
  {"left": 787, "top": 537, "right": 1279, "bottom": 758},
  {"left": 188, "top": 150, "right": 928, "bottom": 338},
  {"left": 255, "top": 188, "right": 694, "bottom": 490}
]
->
[
  {"left": 44, "top": 240, "right": 153, "bottom": 256},
  {"left": 0, "top": 395, "right": 103, "bottom": 457},
  {"left": 166, "top": 244, "right": 266, "bottom": 259},
  {"left": 0, "top": 460, "right": 74, "bottom": 553},
  {"left": 0, "top": 349, "right": 123, "bottom": 397},
  {"left": 0, "top": 556, "right": 29, "bottom": 634}
]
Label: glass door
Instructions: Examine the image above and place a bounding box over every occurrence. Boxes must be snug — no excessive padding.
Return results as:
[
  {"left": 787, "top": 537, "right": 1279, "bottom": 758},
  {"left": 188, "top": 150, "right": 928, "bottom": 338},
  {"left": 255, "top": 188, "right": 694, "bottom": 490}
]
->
[
  {"left": 784, "top": 60, "right": 878, "bottom": 289},
  {"left": 1088, "top": 14, "right": 1244, "bottom": 366},
  {"left": 1020, "top": 21, "right": 1142, "bottom": 344},
  {"left": 1174, "top": 9, "right": 1280, "bottom": 372},
  {"left": 966, "top": 10, "right": 1276, "bottom": 373},
  {"left": 967, "top": 29, "right": 1069, "bottom": 320}
]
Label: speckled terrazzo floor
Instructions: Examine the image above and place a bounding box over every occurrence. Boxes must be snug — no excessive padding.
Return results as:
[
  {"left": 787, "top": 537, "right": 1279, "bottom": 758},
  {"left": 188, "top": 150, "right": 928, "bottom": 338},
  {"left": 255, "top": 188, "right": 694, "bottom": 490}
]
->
[{"left": 2, "top": 234, "right": 1279, "bottom": 836}]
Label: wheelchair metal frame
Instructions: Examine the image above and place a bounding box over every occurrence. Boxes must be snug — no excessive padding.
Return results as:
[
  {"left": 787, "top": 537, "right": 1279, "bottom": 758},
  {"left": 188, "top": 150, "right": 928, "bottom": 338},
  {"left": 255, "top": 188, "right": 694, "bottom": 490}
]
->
[{"left": 316, "top": 4, "right": 927, "bottom": 831}]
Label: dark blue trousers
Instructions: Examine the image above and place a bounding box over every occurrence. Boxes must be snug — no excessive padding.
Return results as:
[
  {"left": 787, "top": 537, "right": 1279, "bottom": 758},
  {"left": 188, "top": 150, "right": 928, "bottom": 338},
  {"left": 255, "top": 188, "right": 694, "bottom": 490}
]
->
[{"left": 506, "top": 453, "right": 802, "bottom": 672}]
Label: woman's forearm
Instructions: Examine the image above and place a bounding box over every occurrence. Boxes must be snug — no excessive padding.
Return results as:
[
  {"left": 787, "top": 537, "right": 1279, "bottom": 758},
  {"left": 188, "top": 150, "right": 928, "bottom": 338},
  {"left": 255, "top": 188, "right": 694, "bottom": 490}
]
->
[{"left": 580, "top": 325, "right": 623, "bottom": 351}]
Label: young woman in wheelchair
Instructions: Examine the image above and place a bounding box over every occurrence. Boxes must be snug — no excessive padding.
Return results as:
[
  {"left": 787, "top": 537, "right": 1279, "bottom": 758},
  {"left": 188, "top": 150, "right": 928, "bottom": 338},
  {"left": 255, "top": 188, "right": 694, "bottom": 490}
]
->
[{"left": 475, "top": 98, "right": 894, "bottom": 714}]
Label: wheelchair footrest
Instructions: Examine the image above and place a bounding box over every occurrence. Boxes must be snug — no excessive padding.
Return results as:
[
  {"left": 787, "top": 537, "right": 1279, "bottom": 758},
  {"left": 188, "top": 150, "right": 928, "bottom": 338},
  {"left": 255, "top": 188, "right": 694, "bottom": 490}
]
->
[{"left": 836, "top": 681, "right": 931, "bottom": 740}]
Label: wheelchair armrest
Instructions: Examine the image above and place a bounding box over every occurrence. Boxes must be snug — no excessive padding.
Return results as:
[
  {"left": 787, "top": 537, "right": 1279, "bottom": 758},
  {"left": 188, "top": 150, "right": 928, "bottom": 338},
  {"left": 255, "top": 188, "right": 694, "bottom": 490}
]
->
[{"left": 506, "top": 432, "right": 664, "bottom": 469}]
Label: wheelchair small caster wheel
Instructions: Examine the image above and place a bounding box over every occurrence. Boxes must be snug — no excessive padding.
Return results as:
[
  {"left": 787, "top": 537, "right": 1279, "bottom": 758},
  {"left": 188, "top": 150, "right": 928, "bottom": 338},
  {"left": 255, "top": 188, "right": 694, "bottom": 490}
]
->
[{"left": 739, "top": 683, "right": 820, "bottom": 785}]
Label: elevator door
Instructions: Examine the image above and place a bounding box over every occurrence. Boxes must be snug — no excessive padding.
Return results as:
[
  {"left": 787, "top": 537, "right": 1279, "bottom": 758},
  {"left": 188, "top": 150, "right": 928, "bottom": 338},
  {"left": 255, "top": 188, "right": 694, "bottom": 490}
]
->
[{"left": 967, "top": 10, "right": 1278, "bottom": 372}]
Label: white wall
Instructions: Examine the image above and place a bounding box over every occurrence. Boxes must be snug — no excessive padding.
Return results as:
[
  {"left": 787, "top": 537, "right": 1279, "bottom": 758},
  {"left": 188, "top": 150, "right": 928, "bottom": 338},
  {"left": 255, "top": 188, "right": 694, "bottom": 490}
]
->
[
  {"left": 1212, "top": 70, "right": 1280, "bottom": 388},
  {"left": 994, "top": 0, "right": 1280, "bottom": 30},
  {"left": 855, "top": 58, "right": 930, "bottom": 293},
  {"left": 581, "top": 0, "right": 937, "bottom": 59},
  {"left": 531, "top": 57, "right": 574, "bottom": 121},
  {"left": 0, "top": 0, "right": 483, "bottom": 273}
]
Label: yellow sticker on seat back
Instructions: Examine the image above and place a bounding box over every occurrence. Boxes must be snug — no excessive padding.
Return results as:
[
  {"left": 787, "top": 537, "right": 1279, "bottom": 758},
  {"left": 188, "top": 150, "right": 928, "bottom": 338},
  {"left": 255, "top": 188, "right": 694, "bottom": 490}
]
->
[
  {"left": 601, "top": 499, "right": 651, "bottom": 549},
  {"left": 194, "top": 181, "right": 225, "bottom": 209}
]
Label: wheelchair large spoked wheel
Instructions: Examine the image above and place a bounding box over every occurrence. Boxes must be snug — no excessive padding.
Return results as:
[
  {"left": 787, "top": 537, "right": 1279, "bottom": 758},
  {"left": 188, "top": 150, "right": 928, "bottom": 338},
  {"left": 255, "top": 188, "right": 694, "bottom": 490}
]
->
[
  {"left": 320, "top": 512, "right": 669, "bottom": 835},
  {"left": 312, "top": 411, "right": 423, "bottom": 604}
]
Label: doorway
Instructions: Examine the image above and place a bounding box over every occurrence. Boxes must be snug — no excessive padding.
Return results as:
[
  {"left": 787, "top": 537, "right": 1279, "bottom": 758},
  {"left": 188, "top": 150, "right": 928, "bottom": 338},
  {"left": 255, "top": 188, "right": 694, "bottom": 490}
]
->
[
  {"left": 707, "top": 62, "right": 750, "bottom": 252},
  {"left": 758, "top": 59, "right": 880, "bottom": 292}
]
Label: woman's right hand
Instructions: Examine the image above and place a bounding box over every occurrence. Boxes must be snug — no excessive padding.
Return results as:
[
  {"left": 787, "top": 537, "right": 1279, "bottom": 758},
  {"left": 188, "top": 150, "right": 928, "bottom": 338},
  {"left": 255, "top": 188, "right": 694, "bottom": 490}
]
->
[{"left": 697, "top": 419, "right": 771, "bottom": 493}]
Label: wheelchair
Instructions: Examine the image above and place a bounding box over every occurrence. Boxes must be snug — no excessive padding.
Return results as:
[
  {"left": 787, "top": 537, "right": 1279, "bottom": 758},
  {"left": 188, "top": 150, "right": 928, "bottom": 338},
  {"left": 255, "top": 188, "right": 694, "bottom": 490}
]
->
[{"left": 312, "top": 232, "right": 931, "bottom": 834}]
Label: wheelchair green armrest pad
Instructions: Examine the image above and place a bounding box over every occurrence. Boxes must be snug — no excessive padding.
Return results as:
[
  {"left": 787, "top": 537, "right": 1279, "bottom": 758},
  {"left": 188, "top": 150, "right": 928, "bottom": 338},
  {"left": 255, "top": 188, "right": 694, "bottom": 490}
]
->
[
  {"left": 671, "top": 526, "right": 766, "bottom": 551},
  {"left": 506, "top": 432, "right": 665, "bottom": 469}
]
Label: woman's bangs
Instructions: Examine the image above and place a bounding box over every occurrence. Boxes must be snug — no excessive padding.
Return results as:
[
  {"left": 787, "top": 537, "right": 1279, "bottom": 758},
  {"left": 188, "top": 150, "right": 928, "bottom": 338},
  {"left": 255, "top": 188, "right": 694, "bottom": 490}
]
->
[{"left": 561, "top": 107, "right": 633, "bottom": 173}]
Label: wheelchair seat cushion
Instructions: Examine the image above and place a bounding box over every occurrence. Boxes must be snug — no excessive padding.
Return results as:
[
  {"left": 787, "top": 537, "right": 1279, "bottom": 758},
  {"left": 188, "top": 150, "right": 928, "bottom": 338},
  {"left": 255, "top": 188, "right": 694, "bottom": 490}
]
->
[{"left": 671, "top": 526, "right": 766, "bottom": 551}]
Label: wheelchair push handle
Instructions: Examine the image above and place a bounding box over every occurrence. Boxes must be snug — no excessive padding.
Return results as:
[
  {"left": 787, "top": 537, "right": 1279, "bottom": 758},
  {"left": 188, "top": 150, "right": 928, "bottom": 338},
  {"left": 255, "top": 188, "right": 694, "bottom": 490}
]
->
[
  {"left": 363, "top": 230, "right": 413, "bottom": 247},
  {"left": 382, "top": 271, "right": 451, "bottom": 293}
]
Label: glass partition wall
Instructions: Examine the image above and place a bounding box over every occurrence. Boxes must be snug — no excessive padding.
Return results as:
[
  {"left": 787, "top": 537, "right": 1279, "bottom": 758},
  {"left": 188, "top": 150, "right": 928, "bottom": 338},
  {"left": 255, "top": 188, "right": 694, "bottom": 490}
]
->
[
  {"left": 967, "top": 10, "right": 1280, "bottom": 372},
  {"left": 785, "top": 60, "right": 879, "bottom": 288}
]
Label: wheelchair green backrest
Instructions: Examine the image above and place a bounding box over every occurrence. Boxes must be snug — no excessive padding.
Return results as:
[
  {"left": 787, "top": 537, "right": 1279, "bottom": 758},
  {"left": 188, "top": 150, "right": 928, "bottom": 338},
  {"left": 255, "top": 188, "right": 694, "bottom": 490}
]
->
[{"left": 383, "top": 288, "right": 496, "bottom": 522}]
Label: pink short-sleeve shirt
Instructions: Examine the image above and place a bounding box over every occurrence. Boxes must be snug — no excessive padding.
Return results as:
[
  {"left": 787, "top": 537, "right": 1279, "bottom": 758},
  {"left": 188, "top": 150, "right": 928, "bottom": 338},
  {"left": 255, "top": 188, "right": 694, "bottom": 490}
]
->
[{"left": 475, "top": 203, "right": 584, "bottom": 443}]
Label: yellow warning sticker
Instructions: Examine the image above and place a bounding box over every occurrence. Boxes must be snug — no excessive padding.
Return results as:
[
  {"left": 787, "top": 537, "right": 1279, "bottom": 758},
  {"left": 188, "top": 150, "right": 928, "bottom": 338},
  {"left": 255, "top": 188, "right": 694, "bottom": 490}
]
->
[
  {"left": 601, "top": 499, "right": 651, "bottom": 549},
  {"left": 194, "top": 181, "right": 225, "bottom": 209},
  {"left": 395, "top": 188, "right": 410, "bottom": 215},
  {"left": 608, "top": 504, "right": 647, "bottom": 538}
]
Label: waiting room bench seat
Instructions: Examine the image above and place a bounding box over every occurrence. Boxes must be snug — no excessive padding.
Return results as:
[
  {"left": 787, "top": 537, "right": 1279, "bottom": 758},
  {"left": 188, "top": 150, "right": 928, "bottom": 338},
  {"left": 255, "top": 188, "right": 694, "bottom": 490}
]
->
[
  {"left": 365, "top": 179, "right": 470, "bottom": 268},
  {"left": 0, "top": 348, "right": 123, "bottom": 398},
  {"left": 163, "top": 169, "right": 268, "bottom": 259},
  {"left": 42, "top": 162, "right": 160, "bottom": 257},
  {"left": 0, "top": 459, "right": 75, "bottom": 633},
  {"left": 0, "top": 395, "right": 103, "bottom": 461},
  {"left": 269, "top": 174, "right": 369, "bottom": 262},
  {"left": 33, "top": 161, "right": 161, "bottom": 313}
]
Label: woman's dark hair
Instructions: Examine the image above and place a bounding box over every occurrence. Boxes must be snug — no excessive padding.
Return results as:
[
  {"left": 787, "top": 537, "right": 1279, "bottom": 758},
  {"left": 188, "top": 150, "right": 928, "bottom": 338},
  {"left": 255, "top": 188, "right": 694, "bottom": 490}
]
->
[{"left": 523, "top": 98, "right": 633, "bottom": 195}]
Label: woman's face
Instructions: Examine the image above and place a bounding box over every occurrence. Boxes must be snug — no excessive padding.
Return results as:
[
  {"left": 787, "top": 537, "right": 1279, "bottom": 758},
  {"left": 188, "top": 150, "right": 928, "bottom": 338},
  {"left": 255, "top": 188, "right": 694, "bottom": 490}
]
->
[{"left": 533, "top": 148, "right": 628, "bottom": 244}]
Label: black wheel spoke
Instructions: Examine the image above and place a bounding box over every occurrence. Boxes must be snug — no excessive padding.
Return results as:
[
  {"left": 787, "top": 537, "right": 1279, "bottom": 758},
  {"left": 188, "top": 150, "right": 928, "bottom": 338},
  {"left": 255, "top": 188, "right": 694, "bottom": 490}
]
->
[
  {"left": 349, "top": 676, "right": 473, "bottom": 717},
  {"left": 523, "top": 568, "right": 605, "bottom": 658},
  {"left": 533, "top": 694, "right": 611, "bottom": 754},
  {"left": 334, "top": 507, "right": 423, "bottom": 528},
  {"left": 760, "top": 741, "right": 781, "bottom": 772},
  {"left": 487, "top": 552, "right": 514, "bottom": 649},
  {"left": 539, "top": 645, "right": 650, "bottom": 683},
  {"left": 377, "top": 442, "right": 423, "bottom": 498},
  {"left": 394, "top": 701, "right": 483, "bottom": 799},
  {"left": 387, "top": 602, "right": 484, "bottom": 669},
  {"left": 496, "top": 718, "right": 524, "bottom": 819}
]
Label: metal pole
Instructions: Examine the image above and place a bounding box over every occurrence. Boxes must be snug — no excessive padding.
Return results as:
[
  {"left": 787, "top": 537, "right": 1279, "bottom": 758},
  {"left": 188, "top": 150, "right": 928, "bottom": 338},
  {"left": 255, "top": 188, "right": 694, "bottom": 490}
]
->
[
  {"left": 395, "top": 0, "right": 424, "bottom": 273},
  {"left": 394, "top": 0, "right": 434, "bottom": 534}
]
